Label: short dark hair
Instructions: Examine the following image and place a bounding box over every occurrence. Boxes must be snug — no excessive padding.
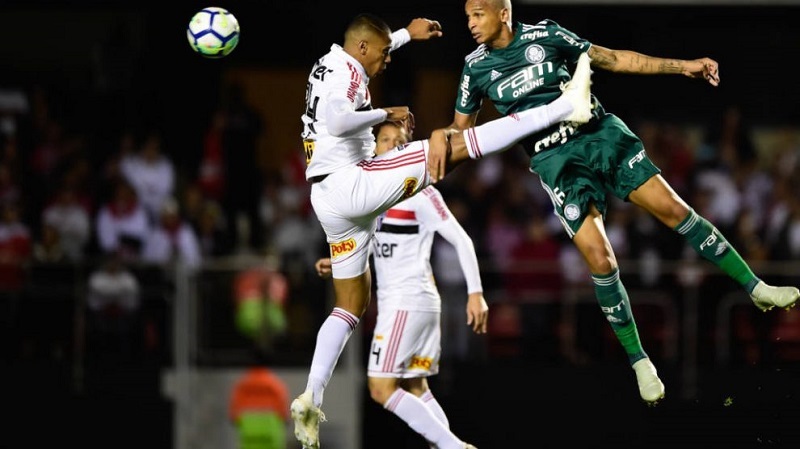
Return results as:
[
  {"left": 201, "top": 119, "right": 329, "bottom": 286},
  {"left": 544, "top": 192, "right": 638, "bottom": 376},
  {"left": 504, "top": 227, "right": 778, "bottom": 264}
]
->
[{"left": 345, "top": 13, "right": 391, "bottom": 41}]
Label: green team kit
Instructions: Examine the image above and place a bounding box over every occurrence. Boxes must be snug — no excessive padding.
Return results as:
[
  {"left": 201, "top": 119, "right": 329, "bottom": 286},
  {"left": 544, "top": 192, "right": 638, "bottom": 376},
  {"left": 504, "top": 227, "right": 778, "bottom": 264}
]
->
[{"left": 455, "top": 20, "right": 660, "bottom": 238}]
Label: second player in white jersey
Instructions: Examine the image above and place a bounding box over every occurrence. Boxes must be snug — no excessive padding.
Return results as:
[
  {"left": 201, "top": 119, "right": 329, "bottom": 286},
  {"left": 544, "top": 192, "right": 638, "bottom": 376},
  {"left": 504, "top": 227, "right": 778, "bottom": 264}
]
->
[{"left": 369, "top": 185, "right": 483, "bottom": 377}]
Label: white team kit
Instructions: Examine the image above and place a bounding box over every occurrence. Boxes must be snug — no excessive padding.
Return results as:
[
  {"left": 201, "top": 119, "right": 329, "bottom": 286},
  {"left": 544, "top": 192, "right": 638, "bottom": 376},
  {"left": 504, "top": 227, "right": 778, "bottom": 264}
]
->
[
  {"left": 301, "top": 29, "right": 440, "bottom": 279},
  {"left": 367, "top": 186, "right": 482, "bottom": 378}
]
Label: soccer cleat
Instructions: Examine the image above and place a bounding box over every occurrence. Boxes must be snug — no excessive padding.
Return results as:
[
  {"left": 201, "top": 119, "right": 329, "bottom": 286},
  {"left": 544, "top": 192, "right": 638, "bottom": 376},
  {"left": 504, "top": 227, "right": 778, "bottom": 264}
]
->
[
  {"left": 560, "top": 52, "right": 594, "bottom": 124},
  {"left": 750, "top": 281, "right": 800, "bottom": 312},
  {"left": 632, "top": 358, "right": 665, "bottom": 405},
  {"left": 291, "top": 390, "right": 326, "bottom": 449}
]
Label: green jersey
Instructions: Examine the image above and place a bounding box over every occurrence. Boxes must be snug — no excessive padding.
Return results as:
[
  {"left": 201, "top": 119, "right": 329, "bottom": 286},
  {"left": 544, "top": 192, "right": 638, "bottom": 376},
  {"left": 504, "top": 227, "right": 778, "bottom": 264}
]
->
[{"left": 455, "top": 19, "right": 605, "bottom": 157}]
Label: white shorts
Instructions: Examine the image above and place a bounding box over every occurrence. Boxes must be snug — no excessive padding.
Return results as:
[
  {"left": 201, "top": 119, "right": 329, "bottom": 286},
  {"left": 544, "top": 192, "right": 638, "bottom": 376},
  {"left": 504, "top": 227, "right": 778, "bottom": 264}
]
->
[
  {"left": 366, "top": 309, "right": 440, "bottom": 379},
  {"left": 310, "top": 141, "right": 431, "bottom": 278}
]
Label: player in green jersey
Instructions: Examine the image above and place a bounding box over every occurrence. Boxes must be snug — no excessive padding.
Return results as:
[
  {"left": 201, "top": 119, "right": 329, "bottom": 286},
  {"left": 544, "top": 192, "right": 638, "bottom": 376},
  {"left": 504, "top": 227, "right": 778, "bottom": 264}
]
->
[{"left": 440, "top": 0, "right": 800, "bottom": 405}]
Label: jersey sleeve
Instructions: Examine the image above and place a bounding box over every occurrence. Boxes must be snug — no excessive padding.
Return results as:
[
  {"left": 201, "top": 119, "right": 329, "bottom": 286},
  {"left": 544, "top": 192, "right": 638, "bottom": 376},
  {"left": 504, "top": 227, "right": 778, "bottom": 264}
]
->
[
  {"left": 454, "top": 60, "right": 483, "bottom": 115},
  {"left": 416, "top": 187, "right": 483, "bottom": 294},
  {"left": 390, "top": 28, "right": 411, "bottom": 52},
  {"left": 543, "top": 19, "right": 592, "bottom": 64},
  {"left": 323, "top": 71, "right": 387, "bottom": 136}
]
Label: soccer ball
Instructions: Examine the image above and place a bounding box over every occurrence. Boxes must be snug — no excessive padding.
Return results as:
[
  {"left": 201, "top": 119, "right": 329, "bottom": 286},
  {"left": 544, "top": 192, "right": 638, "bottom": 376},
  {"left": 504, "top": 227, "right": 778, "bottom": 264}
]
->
[{"left": 186, "top": 7, "right": 240, "bottom": 58}]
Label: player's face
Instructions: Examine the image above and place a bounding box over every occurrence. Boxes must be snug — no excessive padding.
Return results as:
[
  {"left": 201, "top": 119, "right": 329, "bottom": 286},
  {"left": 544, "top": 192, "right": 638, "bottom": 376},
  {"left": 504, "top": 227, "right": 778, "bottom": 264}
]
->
[
  {"left": 465, "top": 0, "right": 507, "bottom": 46},
  {"left": 363, "top": 34, "right": 393, "bottom": 78},
  {"left": 374, "top": 124, "right": 409, "bottom": 156}
]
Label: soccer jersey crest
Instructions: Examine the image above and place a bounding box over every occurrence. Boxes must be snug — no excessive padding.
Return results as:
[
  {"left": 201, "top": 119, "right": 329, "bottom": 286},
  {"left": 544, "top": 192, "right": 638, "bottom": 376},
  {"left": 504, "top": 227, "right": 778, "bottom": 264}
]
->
[{"left": 524, "top": 44, "right": 546, "bottom": 64}]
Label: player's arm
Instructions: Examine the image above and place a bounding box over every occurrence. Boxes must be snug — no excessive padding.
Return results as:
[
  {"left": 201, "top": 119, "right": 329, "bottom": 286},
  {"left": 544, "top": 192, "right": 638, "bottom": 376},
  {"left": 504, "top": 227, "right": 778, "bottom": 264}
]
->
[
  {"left": 423, "top": 190, "right": 488, "bottom": 334},
  {"left": 315, "top": 258, "right": 333, "bottom": 279},
  {"left": 427, "top": 111, "right": 479, "bottom": 182},
  {"left": 389, "top": 18, "right": 443, "bottom": 52},
  {"left": 587, "top": 45, "right": 719, "bottom": 86},
  {"left": 449, "top": 111, "right": 479, "bottom": 132},
  {"left": 325, "top": 96, "right": 388, "bottom": 137}
]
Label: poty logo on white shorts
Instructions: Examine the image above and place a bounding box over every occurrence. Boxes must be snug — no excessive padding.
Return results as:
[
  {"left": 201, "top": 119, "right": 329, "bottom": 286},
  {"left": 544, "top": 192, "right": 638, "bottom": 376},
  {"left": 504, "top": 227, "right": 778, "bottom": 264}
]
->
[{"left": 564, "top": 204, "right": 580, "bottom": 221}]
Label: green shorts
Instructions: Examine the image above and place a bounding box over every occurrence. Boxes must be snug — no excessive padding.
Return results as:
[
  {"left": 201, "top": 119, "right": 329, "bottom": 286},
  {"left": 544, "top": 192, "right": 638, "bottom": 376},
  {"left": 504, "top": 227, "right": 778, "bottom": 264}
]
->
[{"left": 529, "top": 113, "right": 660, "bottom": 238}]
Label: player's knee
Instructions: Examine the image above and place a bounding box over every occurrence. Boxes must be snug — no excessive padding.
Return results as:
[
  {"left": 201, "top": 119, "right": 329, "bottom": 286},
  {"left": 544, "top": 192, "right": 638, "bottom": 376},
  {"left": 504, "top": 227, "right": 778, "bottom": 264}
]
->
[
  {"left": 588, "top": 250, "right": 617, "bottom": 274},
  {"left": 666, "top": 202, "right": 691, "bottom": 227},
  {"left": 368, "top": 385, "right": 396, "bottom": 405},
  {"left": 367, "top": 378, "right": 399, "bottom": 405}
]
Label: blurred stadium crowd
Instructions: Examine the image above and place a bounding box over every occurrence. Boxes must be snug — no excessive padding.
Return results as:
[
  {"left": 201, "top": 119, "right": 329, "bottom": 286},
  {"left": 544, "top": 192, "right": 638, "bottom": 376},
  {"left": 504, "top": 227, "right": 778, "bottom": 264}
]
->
[
  {"left": 2, "top": 76, "right": 800, "bottom": 368},
  {"left": 1, "top": 3, "right": 799, "bottom": 380}
]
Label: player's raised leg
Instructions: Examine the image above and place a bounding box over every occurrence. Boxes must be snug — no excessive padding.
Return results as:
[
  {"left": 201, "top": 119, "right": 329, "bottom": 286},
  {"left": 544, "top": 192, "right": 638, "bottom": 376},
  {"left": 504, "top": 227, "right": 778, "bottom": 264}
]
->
[{"left": 428, "top": 52, "right": 594, "bottom": 181}]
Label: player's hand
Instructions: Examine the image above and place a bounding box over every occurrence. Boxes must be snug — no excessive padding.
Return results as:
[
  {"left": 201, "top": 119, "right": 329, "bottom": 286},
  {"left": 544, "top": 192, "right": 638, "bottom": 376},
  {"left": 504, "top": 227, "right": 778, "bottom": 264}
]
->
[
  {"left": 427, "top": 128, "right": 451, "bottom": 183},
  {"left": 405, "top": 18, "right": 443, "bottom": 41},
  {"left": 384, "top": 106, "right": 412, "bottom": 123},
  {"left": 315, "top": 258, "right": 332, "bottom": 279},
  {"left": 683, "top": 57, "right": 719, "bottom": 87},
  {"left": 465, "top": 293, "right": 489, "bottom": 334}
]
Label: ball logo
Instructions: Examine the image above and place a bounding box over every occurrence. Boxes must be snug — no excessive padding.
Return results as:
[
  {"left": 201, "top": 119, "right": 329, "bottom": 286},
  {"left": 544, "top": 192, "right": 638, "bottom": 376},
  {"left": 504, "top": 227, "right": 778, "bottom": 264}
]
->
[
  {"left": 525, "top": 45, "right": 546, "bottom": 64},
  {"left": 402, "top": 177, "right": 418, "bottom": 199},
  {"left": 330, "top": 238, "right": 356, "bottom": 258}
]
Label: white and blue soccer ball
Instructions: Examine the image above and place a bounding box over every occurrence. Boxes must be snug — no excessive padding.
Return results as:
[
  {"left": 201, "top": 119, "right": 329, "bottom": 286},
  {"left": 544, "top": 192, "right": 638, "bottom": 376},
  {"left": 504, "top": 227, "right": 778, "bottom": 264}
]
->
[{"left": 186, "top": 6, "right": 240, "bottom": 58}]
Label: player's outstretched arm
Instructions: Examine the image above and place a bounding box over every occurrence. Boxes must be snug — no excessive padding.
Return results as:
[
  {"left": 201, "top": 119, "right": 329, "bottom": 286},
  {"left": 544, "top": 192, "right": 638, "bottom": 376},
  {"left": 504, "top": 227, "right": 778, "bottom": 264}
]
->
[
  {"left": 466, "top": 292, "right": 489, "bottom": 334},
  {"left": 427, "top": 128, "right": 457, "bottom": 183},
  {"left": 315, "top": 258, "right": 332, "bottom": 279},
  {"left": 405, "top": 18, "right": 443, "bottom": 41},
  {"left": 587, "top": 45, "right": 719, "bottom": 86}
]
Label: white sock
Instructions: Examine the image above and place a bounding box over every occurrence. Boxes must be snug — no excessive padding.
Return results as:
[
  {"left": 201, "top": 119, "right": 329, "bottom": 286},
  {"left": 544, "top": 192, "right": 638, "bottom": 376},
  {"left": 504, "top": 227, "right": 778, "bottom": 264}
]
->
[
  {"left": 463, "top": 99, "right": 571, "bottom": 159},
  {"left": 385, "top": 389, "right": 463, "bottom": 449},
  {"left": 305, "top": 307, "right": 359, "bottom": 407},
  {"left": 420, "top": 390, "right": 450, "bottom": 428}
]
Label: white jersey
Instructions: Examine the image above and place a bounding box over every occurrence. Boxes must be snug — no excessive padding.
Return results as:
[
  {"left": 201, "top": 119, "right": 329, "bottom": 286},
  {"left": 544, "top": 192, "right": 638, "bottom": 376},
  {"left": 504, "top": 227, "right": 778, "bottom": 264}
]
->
[
  {"left": 372, "top": 186, "right": 482, "bottom": 313},
  {"left": 302, "top": 29, "right": 410, "bottom": 180}
]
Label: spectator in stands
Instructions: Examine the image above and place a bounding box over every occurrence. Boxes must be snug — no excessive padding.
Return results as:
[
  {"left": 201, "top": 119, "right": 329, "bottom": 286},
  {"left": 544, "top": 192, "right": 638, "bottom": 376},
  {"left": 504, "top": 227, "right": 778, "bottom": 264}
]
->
[
  {"left": 32, "top": 222, "right": 66, "bottom": 263},
  {"left": 141, "top": 197, "right": 202, "bottom": 272},
  {"left": 229, "top": 355, "right": 290, "bottom": 449},
  {"left": 195, "top": 199, "right": 233, "bottom": 257},
  {"left": 220, "top": 83, "right": 264, "bottom": 251},
  {"left": 198, "top": 109, "right": 227, "bottom": 203},
  {"left": 41, "top": 184, "right": 91, "bottom": 261},
  {"left": 233, "top": 253, "right": 288, "bottom": 355},
  {"left": 94, "top": 177, "right": 150, "bottom": 262},
  {"left": 0, "top": 200, "right": 32, "bottom": 292},
  {"left": 86, "top": 253, "right": 141, "bottom": 359},
  {"left": 120, "top": 129, "right": 175, "bottom": 224},
  {"left": 505, "top": 212, "right": 564, "bottom": 300},
  {"left": 0, "top": 163, "right": 21, "bottom": 206}
]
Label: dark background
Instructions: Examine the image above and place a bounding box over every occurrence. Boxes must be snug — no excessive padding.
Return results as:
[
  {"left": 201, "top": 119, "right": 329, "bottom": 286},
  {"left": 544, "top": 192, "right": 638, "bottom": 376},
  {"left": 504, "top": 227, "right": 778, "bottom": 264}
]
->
[
  {"left": 4, "top": 1, "right": 800, "bottom": 449},
  {"left": 4, "top": 1, "right": 800, "bottom": 137}
]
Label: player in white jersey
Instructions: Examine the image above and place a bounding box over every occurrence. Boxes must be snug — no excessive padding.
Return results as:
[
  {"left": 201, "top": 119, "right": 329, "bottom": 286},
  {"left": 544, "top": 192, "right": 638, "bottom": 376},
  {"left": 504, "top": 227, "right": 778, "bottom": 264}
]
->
[
  {"left": 292, "top": 12, "right": 594, "bottom": 449},
  {"left": 315, "top": 121, "right": 486, "bottom": 448}
]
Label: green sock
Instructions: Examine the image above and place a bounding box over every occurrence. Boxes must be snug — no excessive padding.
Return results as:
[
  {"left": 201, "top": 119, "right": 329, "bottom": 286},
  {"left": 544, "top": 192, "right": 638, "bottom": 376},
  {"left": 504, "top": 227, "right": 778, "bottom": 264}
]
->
[
  {"left": 593, "top": 268, "right": 647, "bottom": 365},
  {"left": 674, "top": 209, "right": 759, "bottom": 293}
]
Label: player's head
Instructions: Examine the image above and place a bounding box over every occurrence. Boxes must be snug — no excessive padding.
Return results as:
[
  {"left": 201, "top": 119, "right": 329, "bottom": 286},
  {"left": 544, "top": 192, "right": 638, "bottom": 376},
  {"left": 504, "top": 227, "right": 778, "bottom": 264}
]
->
[
  {"left": 344, "top": 13, "right": 393, "bottom": 78},
  {"left": 465, "top": 0, "right": 513, "bottom": 46},
  {"left": 374, "top": 120, "right": 412, "bottom": 156}
]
